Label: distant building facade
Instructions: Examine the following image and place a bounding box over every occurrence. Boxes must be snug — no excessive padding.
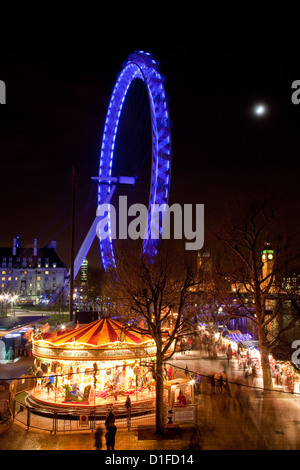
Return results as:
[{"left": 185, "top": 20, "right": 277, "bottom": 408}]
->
[
  {"left": 196, "top": 248, "right": 213, "bottom": 289},
  {"left": 281, "top": 272, "right": 300, "bottom": 294},
  {"left": 0, "top": 236, "right": 67, "bottom": 303}
]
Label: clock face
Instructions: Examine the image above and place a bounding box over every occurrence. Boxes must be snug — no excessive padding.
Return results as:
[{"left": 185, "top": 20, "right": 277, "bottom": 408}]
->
[
  {"left": 262, "top": 254, "right": 266, "bottom": 261},
  {"left": 268, "top": 254, "right": 273, "bottom": 260}
]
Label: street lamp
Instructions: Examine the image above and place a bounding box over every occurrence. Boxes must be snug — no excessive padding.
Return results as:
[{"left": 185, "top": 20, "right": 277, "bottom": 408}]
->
[
  {"left": 1, "top": 293, "right": 10, "bottom": 316},
  {"left": 1, "top": 293, "right": 19, "bottom": 316},
  {"left": 10, "top": 294, "right": 19, "bottom": 316},
  {"left": 0, "top": 294, "right": 4, "bottom": 315}
]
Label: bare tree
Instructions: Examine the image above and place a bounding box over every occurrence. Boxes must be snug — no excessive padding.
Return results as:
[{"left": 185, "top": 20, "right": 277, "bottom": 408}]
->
[
  {"left": 110, "top": 241, "right": 199, "bottom": 434},
  {"left": 216, "top": 197, "right": 300, "bottom": 390},
  {"left": 194, "top": 276, "right": 238, "bottom": 357}
]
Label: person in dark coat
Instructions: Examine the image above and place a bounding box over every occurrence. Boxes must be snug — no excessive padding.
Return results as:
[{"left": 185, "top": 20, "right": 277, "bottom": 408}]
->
[
  {"left": 94, "top": 426, "right": 103, "bottom": 450},
  {"left": 105, "top": 423, "right": 117, "bottom": 450},
  {"left": 105, "top": 410, "right": 115, "bottom": 429}
]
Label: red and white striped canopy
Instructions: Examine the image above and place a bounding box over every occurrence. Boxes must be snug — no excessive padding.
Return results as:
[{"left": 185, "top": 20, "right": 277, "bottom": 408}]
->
[{"left": 48, "top": 318, "right": 153, "bottom": 346}]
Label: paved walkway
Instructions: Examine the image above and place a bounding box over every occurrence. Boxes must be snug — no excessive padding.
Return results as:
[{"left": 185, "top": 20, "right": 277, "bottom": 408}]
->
[{"left": 1, "top": 353, "right": 300, "bottom": 450}]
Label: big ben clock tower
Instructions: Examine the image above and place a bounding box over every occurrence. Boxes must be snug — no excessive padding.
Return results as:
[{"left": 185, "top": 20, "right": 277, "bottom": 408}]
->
[{"left": 261, "top": 241, "right": 274, "bottom": 287}]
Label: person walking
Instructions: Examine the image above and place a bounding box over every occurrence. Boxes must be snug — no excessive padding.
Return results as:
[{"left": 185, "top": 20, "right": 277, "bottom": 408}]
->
[
  {"left": 221, "top": 370, "right": 229, "bottom": 395},
  {"left": 214, "top": 372, "right": 222, "bottom": 394},
  {"left": 208, "top": 373, "right": 215, "bottom": 394},
  {"left": 125, "top": 395, "right": 131, "bottom": 430},
  {"left": 105, "top": 423, "right": 117, "bottom": 450},
  {"left": 105, "top": 409, "right": 115, "bottom": 429},
  {"left": 195, "top": 373, "right": 202, "bottom": 394},
  {"left": 125, "top": 395, "right": 131, "bottom": 411},
  {"left": 94, "top": 426, "right": 103, "bottom": 450}
]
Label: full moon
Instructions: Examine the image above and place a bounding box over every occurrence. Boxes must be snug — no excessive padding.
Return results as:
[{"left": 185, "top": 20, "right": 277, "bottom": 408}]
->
[{"left": 253, "top": 103, "right": 267, "bottom": 116}]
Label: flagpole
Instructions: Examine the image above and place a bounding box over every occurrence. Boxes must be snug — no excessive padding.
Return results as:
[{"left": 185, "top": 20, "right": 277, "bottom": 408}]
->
[{"left": 69, "top": 163, "right": 76, "bottom": 323}]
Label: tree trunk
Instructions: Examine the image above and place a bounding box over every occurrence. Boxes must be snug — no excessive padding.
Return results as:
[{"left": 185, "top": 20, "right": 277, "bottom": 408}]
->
[
  {"left": 155, "top": 358, "right": 165, "bottom": 435},
  {"left": 211, "top": 335, "right": 218, "bottom": 358},
  {"left": 258, "top": 327, "right": 273, "bottom": 390}
]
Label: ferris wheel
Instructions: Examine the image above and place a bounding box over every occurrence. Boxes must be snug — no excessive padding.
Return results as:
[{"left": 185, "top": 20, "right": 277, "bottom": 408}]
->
[{"left": 73, "top": 51, "right": 172, "bottom": 276}]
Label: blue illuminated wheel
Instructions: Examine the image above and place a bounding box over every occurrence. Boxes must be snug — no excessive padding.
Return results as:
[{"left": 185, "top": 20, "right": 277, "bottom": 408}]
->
[{"left": 98, "top": 51, "right": 172, "bottom": 271}]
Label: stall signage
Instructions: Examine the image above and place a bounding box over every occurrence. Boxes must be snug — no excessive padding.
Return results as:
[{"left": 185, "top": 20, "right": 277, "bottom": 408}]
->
[
  {"left": 33, "top": 346, "right": 90, "bottom": 358},
  {"left": 173, "top": 406, "right": 196, "bottom": 424},
  {"left": 79, "top": 415, "right": 89, "bottom": 427},
  {"left": 32, "top": 343, "right": 157, "bottom": 361},
  {"left": 61, "top": 350, "right": 89, "bottom": 357}
]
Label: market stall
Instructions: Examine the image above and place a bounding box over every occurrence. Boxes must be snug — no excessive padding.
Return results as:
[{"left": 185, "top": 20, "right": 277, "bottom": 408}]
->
[
  {"left": 163, "top": 378, "right": 195, "bottom": 407},
  {"left": 29, "top": 318, "right": 157, "bottom": 412},
  {"left": 223, "top": 331, "right": 261, "bottom": 373},
  {"left": 270, "top": 357, "right": 300, "bottom": 392},
  {"left": 164, "top": 378, "right": 196, "bottom": 427},
  {"left": 221, "top": 329, "right": 300, "bottom": 392}
]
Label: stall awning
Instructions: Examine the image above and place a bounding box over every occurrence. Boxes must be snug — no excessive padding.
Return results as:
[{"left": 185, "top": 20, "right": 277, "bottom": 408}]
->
[
  {"left": 0, "top": 315, "right": 50, "bottom": 337},
  {"left": 226, "top": 332, "right": 253, "bottom": 343},
  {"left": 240, "top": 340, "right": 259, "bottom": 349},
  {"left": 47, "top": 318, "right": 153, "bottom": 346}
]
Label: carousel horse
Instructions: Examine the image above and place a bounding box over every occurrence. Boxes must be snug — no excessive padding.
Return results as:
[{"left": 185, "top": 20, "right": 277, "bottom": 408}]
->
[
  {"left": 111, "top": 389, "right": 126, "bottom": 401},
  {"left": 45, "top": 382, "right": 55, "bottom": 394},
  {"left": 45, "top": 373, "right": 55, "bottom": 394},
  {"left": 63, "top": 384, "right": 92, "bottom": 403}
]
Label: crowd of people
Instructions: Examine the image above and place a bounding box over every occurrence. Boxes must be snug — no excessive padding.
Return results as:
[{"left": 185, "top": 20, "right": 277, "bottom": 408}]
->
[{"left": 192, "top": 370, "right": 230, "bottom": 396}]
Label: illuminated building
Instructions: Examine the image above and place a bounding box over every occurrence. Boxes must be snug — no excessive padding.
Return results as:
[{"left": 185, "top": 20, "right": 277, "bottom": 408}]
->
[{"left": 0, "top": 236, "right": 67, "bottom": 304}]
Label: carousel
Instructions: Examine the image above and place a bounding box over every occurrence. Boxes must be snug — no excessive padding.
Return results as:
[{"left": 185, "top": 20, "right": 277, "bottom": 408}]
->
[{"left": 26, "top": 318, "right": 157, "bottom": 415}]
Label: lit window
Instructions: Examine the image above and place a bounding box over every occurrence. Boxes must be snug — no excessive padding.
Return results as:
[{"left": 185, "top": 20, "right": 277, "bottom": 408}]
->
[
  {"left": 45, "top": 271, "right": 49, "bottom": 275},
  {"left": 1, "top": 277, "right": 5, "bottom": 281}
]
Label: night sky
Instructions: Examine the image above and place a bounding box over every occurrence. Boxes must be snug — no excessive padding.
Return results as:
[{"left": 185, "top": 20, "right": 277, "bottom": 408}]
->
[{"left": 1, "top": 38, "right": 299, "bottom": 270}]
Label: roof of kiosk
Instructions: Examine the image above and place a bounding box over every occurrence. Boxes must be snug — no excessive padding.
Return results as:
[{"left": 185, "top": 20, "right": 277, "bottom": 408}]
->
[{"left": 47, "top": 318, "right": 153, "bottom": 347}]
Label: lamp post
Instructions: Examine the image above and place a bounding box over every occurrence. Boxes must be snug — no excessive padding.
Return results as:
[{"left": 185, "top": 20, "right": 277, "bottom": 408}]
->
[
  {"left": 0, "top": 294, "right": 4, "bottom": 315},
  {"left": 2, "top": 294, "right": 10, "bottom": 316},
  {"left": 11, "top": 294, "right": 18, "bottom": 316},
  {"left": 133, "top": 365, "right": 140, "bottom": 402},
  {"left": 4, "top": 294, "right": 19, "bottom": 316}
]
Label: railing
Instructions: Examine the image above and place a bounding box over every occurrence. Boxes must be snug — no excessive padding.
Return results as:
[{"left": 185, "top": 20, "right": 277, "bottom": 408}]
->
[
  {"left": 6, "top": 361, "right": 197, "bottom": 434},
  {"left": 10, "top": 401, "right": 157, "bottom": 434},
  {"left": 8, "top": 376, "right": 157, "bottom": 434}
]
